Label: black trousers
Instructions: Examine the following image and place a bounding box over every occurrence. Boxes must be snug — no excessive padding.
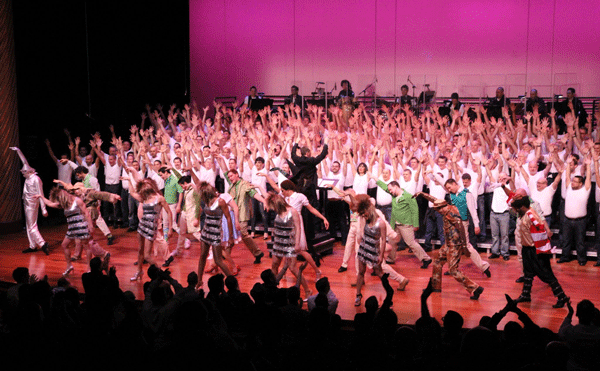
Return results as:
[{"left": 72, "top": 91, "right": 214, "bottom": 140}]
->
[{"left": 522, "top": 246, "right": 557, "bottom": 283}]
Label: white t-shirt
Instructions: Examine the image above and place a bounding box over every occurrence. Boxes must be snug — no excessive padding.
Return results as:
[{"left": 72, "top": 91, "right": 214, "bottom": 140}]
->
[
  {"left": 530, "top": 185, "right": 557, "bottom": 217},
  {"left": 327, "top": 171, "right": 345, "bottom": 200},
  {"left": 399, "top": 177, "right": 417, "bottom": 196},
  {"left": 426, "top": 165, "right": 449, "bottom": 207},
  {"left": 57, "top": 161, "right": 73, "bottom": 184},
  {"left": 375, "top": 177, "right": 393, "bottom": 206},
  {"left": 491, "top": 186, "right": 510, "bottom": 213},
  {"left": 285, "top": 192, "right": 310, "bottom": 213},
  {"left": 564, "top": 186, "right": 590, "bottom": 219},
  {"left": 199, "top": 167, "right": 217, "bottom": 187},
  {"left": 251, "top": 167, "right": 268, "bottom": 195},
  {"left": 561, "top": 166, "right": 583, "bottom": 199},
  {"left": 353, "top": 173, "right": 370, "bottom": 195},
  {"left": 104, "top": 162, "right": 122, "bottom": 185}
]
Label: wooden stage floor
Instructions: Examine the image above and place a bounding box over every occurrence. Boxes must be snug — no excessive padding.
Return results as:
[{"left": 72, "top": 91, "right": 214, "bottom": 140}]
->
[{"left": 1, "top": 224, "right": 599, "bottom": 332}]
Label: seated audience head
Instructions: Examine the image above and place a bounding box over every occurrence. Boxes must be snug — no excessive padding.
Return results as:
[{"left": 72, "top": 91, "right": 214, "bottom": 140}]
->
[
  {"left": 315, "top": 277, "right": 330, "bottom": 294},
  {"left": 12, "top": 267, "right": 29, "bottom": 284},
  {"left": 89, "top": 257, "right": 102, "bottom": 272},
  {"left": 224, "top": 275, "right": 239, "bottom": 291},
  {"left": 187, "top": 271, "right": 199, "bottom": 287},
  {"left": 207, "top": 274, "right": 225, "bottom": 295}
]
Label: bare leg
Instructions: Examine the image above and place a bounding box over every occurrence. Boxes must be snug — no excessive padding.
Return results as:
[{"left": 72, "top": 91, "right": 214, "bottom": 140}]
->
[
  {"left": 143, "top": 239, "right": 155, "bottom": 266},
  {"left": 136, "top": 234, "right": 145, "bottom": 275},
  {"left": 288, "top": 257, "right": 310, "bottom": 296},
  {"left": 84, "top": 238, "right": 92, "bottom": 265},
  {"left": 62, "top": 237, "right": 73, "bottom": 270},
  {"left": 356, "top": 261, "right": 367, "bottom": 298},
  {"left": 212, "top": 245, "right": 232, "bottom": 276},
  {"left": 272, "top": 255, "right": 283, "bottom": 277},
  {"left": 298, "top": 250, "right": 321, "bottom": 277},
  {"left": 197, "top": 242, "right": 211, "bottom": 288},
  {"left": 221, "top": 248, "right": 236, "bottom": 274},
  {"left": 72, "top": 239, "right": 82, "bottom": 259}
]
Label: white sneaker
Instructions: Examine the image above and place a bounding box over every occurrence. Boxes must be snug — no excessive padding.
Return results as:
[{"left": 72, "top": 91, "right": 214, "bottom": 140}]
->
[{"left": 184, "top": 239, "right": 191, "bottom": 249}]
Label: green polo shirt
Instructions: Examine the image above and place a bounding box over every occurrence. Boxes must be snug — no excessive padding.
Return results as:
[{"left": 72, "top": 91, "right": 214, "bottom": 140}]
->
[
  {"left": 225, "top": 173, "right": 258, "bottom": 222},
  {"left": 450, "top": 189, "right": 469, "bottom": 221},
  {"left": 163, "top": 174, "right": 183, "bottom": 205},
  {"left": 377, "top": 180, "right": 419, "bottom": 228}
]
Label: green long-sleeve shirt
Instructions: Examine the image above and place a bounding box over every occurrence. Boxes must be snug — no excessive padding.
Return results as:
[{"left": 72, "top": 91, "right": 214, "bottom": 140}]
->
[{"left": 377, "top": 180, "right": 419, "bottom": 228}]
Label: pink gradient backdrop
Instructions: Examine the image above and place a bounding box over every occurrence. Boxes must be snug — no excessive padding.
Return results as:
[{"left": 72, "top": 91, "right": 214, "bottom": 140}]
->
[{"left": 190, "top": 0, "right": 600, "bottom": 109}]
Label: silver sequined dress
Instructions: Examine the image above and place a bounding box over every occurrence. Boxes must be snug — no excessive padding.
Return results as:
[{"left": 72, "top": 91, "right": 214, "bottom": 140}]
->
[
  {"left": 200, "top": 199, "right": 223, "bottom": 246},
  {"left": 358, "top": 219, "right": 381, "bottom": 265},
  {"left": 65, "top": 199, "right": 90, "bottom": 240},
  {"left": 272, "top": 210, "right": 296, "bottom": 258},
  {"left": 138, "top": 198, "right": 161, "bottom": 241}
]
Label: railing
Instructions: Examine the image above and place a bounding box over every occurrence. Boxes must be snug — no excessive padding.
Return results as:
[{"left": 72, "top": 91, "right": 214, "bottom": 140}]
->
[{"left": 215, "top": 95, "right": 598, "bottom": 124}]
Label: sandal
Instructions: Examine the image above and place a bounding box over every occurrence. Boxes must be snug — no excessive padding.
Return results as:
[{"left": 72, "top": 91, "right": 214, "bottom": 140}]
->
[{"left": 354, "top": 293, "right": 362, "bottom": 306}]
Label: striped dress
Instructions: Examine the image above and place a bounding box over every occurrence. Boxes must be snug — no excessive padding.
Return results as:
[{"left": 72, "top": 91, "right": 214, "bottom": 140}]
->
[
  {"left": 138, "top": 198, "right": 161, "bottom": 241},
  {"left": 358, "top": 219, "right": 381, "bottom": 265},
  {"left": 200, "top": 199, "right": 223, "bottom": 246},
  {"left": 272, "top": 210, "right": 296, "bottom": 258},
  {"left": 65, "top": 200, "right": 90, "bottom": 240}
]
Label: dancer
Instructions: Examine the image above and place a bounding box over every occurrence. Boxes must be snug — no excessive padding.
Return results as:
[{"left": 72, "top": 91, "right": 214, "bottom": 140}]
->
[
  {"left": 10, "top": 147, "right": 49, "bottom": 255},
  {"left": 510, "top": 195, "right": 569, "bottom": 308},
  {"left": 196, "top": 182, "right": 234, "bottom": 288},
  {"left": 224, "top": 169, "right": 266, "bottom": 263},
  {"left": 354, "top": 196, "right": 387, "bottom": 306},
  {"left": 129, "top": 178, "right": 174, "bottom": 281},
  {"left": 414, "top": 192, "right": 484, "bottom": 300},
  {"left": 37, "top": 187, "right": 105, "bottom": 276},
  {"left": 261, "top": 178, "right": 329, "bottom": 278},
  {"left": 72, "top": 166, "right": 116, "bottom": 245},
  {"left": 163, "top": 176, "right": 200, "bottom": 267},
  {"left": 53, "top": 180, "right": 115, "bottom": 264},
  {"left": 330, "top": 186, "right": 410, "bottom": 292},
  {"left": 264, "top": 193, "right": 310, "bottom": 296},
  {"left": 370, "top": 175, "right": 432, "bottom": 268},
  {"left": 203, "top": 189, "right": 242, "bottom": 275}
]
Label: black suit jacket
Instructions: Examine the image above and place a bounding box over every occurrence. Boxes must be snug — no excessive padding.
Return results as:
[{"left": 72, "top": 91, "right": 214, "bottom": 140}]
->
[{"left": 290, "top": 143, "right": 328, "bottom": 203}]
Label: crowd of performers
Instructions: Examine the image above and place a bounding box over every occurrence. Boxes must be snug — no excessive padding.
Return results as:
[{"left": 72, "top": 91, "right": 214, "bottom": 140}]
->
[{"left": 11, "top": 84, "right": 596, "bottom": 308}]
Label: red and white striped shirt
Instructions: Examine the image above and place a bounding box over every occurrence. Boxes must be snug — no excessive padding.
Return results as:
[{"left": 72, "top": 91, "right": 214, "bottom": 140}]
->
[{"left": 525, "top": 210, "right": 552, "bottom": 254}]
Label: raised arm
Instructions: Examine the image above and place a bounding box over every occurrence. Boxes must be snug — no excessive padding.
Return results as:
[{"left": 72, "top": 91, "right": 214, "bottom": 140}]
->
[{"left": 44, "top": 139, "right": 59, "bottom": 164}]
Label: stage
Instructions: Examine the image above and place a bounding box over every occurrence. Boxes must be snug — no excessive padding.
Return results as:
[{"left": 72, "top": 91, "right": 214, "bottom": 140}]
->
[{"left": 1, "top": 224, "right": 599, "bottom": 332}]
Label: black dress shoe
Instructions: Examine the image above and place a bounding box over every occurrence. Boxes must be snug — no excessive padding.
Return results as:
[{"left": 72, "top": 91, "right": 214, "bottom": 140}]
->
[
  {"left": 578, "top": 261, "right": 587, "bottom": 266},
  {"left": 489, "top": 253, "right": 501, "bottom": 259},
  {"left": 421, "top": 259, "right": 432, "bottom": 269},
  {"left": 107, "top": 235, "right": 115, "bottom": 245},
  {"left": 371, "top": 270, "right": 377, "bottom": 276},
  {"left": 515, "top": 295, "right": 531, "bottom": 303},
  {"left": 41, "top": 243, "right": 49, "bottom": 256},
  {"left": 557, "top": 257, "right": 572, "bottom": 263},
  {"left": 127, "top": 226, "right": 137, "bottom": 232},
  {"left": 515, "top": 276, "right": 525, "bottom": 283},
  {"left": 22, "top": 248, "right": 37, "bottom": 253},
  {"left": 444, "top": 271, "right": 451, "bottom": 276},
  {"left": 483, "top": 268, "right": 491, "bottom": 278},
  {"left": 338, "top": 266, "right": 347, "bottom": 273},
  {"left": 470, "top": 286, "right": 484, "bottom": 300},
  {"left": 552, "top": 296, "right": 569, "bottom": 308},
  {"left": 312, "top": 253, "right": 322, "bottom": 267},
  {"left": 162, "top": 256, "right": 174, "bottom": 267},
  {"left": 595, "top": 261, "right": 600, "bottom": 267},
  {"left": 253, "top": 252, "right": 265, "bottom": 264}
]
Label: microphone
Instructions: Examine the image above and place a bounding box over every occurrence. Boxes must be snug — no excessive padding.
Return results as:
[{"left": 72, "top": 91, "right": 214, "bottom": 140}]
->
[{"left": 407, "top": 75, "right": 410, "bottom": 82}]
